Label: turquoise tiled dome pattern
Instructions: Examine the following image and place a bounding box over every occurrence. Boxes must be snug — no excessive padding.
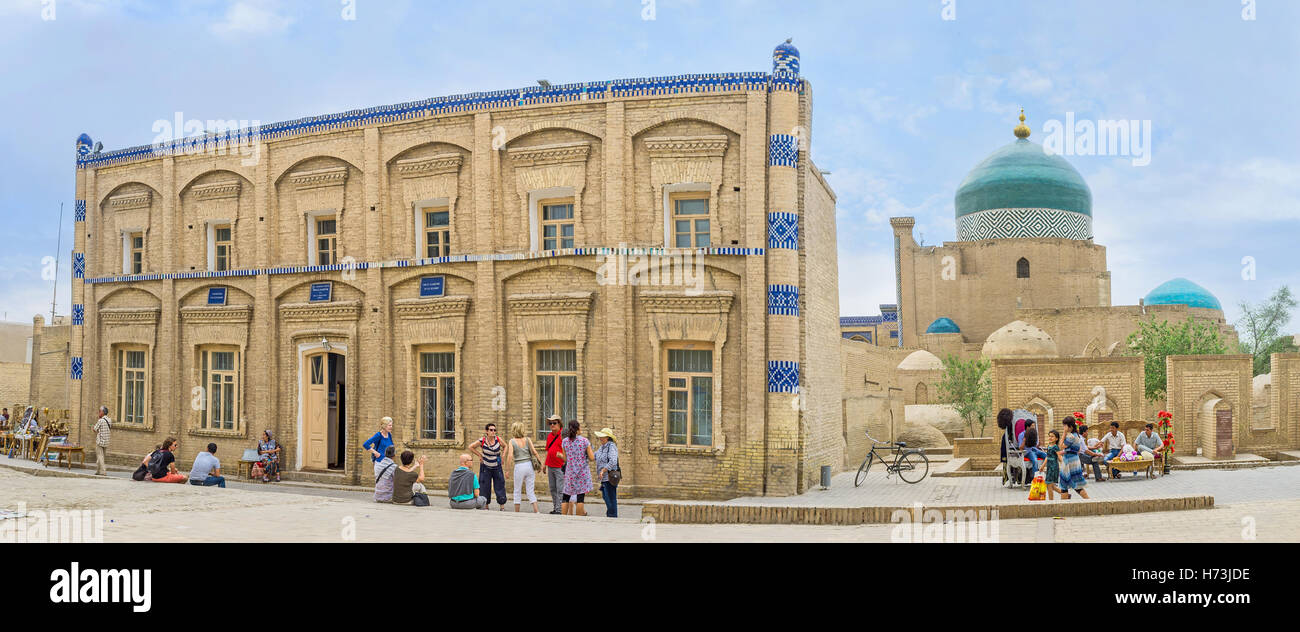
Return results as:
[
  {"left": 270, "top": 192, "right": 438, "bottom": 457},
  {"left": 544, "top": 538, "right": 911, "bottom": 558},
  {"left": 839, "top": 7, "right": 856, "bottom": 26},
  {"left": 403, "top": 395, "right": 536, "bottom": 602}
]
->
[
  {"left": 957, "top": 207, "right": 1092, "bottom": 241},
  {"left": 925, "top": 317, "right": 961, "bottom": 334},
  {"left": 1144, "top": 278, "right": 1223, "bottom": 311},
  {"left": 955, "top": 138, "right": 1092, "bottom": 241}
]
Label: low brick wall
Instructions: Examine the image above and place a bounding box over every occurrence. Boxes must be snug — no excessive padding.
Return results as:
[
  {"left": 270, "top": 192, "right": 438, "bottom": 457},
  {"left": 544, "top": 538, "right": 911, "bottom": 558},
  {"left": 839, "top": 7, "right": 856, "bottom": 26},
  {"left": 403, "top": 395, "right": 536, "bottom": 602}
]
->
[
  {"left": 641, "top": 495, "right": 1214, "bottom": 525},
  {"left": 952, "top": 437, "right": 1000, "bottom": 470}
]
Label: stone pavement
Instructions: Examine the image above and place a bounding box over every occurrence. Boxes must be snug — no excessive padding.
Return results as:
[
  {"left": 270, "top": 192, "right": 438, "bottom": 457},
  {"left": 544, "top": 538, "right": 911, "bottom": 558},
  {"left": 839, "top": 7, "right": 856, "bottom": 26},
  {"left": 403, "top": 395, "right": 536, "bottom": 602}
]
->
[{"left": 706, "top": 463, "right": 1300, "bottom": 508}]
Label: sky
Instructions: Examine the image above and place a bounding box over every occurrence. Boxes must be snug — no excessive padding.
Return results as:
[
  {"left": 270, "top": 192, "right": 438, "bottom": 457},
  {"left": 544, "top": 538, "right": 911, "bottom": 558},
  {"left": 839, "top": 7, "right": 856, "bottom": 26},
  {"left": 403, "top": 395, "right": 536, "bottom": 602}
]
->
[{"left": 0, "top": 0, "right": 1296, "bottom": 335}]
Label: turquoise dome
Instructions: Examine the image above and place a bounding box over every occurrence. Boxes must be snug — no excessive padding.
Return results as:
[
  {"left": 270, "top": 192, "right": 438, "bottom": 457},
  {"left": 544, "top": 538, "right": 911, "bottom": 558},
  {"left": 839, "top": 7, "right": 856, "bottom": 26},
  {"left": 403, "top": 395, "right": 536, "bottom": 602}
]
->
[
  {"left": 925, "top": 317, "right": 961, "bottom": 334},
  {"left": 955, "top": 139, "right": 1092, "bottom": 219},
  {"left": 1144, "top": 278, "right": 1222, "bottom": 311}
]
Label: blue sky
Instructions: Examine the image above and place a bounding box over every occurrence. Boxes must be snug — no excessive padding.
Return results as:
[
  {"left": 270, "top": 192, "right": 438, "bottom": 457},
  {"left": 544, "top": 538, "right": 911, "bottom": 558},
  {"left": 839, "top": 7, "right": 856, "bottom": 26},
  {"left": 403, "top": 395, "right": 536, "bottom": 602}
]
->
[{"left": 1, "top": 0, "right": 1296, "bottom": 334}]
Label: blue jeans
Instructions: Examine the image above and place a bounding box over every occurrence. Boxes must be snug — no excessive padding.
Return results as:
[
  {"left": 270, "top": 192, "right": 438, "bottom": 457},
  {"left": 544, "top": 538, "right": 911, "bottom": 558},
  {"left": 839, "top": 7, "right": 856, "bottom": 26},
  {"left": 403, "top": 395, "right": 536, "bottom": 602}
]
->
[
  {"left": 600, "top": 481, "right": 618, "bottom": 518},
  {"left": 479, "top": 465, "right": 506, "bottom": 506},
  {"left": 1025, "top": 447, "right": 1047, "bottom": 475},
  {"left": 1106, "top": 448, "right": 1122, "bottom": 477},
  {"left": 190, "top": 475, "right": 226, "bottom": 488}
]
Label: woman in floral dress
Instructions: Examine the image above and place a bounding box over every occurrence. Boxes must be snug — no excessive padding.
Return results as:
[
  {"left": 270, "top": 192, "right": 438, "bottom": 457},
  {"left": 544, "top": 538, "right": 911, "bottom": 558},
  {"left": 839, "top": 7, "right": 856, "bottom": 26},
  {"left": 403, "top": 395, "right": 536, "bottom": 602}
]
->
[
  {"left": 1058, "top": 418, "right": 1090, "bottom": 499},
  {"left": 560, "top": 420, "right": 595, "bottom": 516}
]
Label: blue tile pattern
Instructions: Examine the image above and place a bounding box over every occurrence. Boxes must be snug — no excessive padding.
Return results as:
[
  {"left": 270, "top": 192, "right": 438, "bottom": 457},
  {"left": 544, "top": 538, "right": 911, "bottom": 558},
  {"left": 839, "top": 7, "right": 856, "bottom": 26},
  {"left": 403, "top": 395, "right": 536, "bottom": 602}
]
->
[
  {"left": 78, "top": 72, "right": 805, "bottom": 169},
  {"left": 72, "top": 304, "right": 84, "bottom": 325},
  {"left": 72, "top": 253, "right": 84, "bottom": 279},
  {"left": 768, "top": 134, "right": 799, "bottom": 168},
  {"left": 767, "top": 361, "right": 800, "bottom": 393},
  {"left": 772, "top": 40, "right": 800, "bottom": 74},
  {"left": 74, "top": 200, "right": 86, "bottom": 222},
  {"left": 767, "top": 284, "right": 799, "bottom": 316},
  {"left": 71, "top": 357, "right": 83, "bottom": 380},
  {"left": 83, "top": 246, "right": 765, "bottom": 284},
  {"left": 767, "top": 212, "right": 798, "bottom": 250},
  {"left": 841, "top": 331, "right": 873, "bottom": 343}
]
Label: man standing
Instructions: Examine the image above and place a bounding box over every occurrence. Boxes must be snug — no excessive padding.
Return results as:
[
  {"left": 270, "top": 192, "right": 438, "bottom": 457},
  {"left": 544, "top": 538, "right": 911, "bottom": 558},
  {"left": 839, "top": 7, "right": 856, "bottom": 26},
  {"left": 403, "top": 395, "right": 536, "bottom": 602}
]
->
[
  {"left": 448, "top": 453, "right": 488, "bottom": 510},
  {"left": 188, "top": 443, "right": 226, "bottom": 488},
  {"left": 542, "top": 414, "right": 565, "bottom": 514},
  {"left": 469, "top": 423, "right": 507, "bottom": 510},
  {"left": 92, "top": 406, "right": 112, "bottom": 476}
]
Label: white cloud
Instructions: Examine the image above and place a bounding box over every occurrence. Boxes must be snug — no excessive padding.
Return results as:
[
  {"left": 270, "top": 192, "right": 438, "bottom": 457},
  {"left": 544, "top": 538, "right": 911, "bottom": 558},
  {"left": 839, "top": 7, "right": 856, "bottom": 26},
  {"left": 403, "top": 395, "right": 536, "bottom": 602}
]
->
[{"left": 211, "top": 1, "right": 294, "bottom": 37}]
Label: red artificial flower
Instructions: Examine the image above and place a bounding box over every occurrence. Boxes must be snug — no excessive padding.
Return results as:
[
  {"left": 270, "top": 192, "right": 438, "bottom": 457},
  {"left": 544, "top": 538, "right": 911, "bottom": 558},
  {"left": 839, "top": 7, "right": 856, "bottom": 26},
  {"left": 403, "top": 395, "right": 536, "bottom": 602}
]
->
[{"left": 1072, "top": 411, "right": 1085, "bottom": 419}]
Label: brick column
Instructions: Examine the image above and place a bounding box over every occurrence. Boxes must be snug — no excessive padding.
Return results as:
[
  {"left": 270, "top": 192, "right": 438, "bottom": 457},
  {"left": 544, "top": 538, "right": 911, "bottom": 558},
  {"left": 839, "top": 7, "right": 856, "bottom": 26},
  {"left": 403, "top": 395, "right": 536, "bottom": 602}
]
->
[{"left": 763, "top": 67, "right": 802, "bottom": 496}]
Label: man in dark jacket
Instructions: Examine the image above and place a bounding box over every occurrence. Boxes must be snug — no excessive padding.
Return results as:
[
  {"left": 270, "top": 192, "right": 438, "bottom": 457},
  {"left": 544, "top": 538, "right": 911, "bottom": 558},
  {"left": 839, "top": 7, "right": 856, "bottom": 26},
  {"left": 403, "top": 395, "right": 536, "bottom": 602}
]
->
[{"left": 449, "top": 454, "right": 487, "bottom": 510}]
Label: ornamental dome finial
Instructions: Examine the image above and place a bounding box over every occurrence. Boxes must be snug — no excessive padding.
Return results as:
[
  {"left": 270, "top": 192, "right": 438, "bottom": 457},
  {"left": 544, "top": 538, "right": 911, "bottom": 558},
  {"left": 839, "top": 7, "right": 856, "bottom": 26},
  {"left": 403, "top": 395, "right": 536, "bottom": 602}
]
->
[{"left": 1013, "top": 108, "right": 1031, "bottom": 139}]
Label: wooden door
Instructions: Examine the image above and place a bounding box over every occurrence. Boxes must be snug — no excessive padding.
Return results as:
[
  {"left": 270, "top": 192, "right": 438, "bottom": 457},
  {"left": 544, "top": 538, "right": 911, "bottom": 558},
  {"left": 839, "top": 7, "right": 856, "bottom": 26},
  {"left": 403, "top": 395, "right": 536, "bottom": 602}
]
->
[
  {"left": 304, "top": 353, "right": 330, "bottom": 470},
  {"left": 1215, "top": 409, "right": 1234, "bottom": 459}
]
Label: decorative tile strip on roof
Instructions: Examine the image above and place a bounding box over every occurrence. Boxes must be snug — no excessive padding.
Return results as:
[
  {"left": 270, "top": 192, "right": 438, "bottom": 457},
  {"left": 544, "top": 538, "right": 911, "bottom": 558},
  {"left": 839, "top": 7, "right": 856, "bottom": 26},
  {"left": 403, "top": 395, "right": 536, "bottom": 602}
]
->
[
  {"left": 78, "top": 72, "right": 793, "bottom": 169},
  {"left": 83, "top": 246, "right": 765, "bottom": 284},
  {"left": 839, "top": 315, "right": 887, "bottom": 326}
]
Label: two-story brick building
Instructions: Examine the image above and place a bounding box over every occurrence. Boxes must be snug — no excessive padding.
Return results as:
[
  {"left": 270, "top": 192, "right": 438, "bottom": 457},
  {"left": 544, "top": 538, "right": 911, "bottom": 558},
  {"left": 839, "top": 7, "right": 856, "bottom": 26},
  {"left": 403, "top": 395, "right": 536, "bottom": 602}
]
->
[{"left": 66, "top": 42, "right": 842, "bottom": 499}]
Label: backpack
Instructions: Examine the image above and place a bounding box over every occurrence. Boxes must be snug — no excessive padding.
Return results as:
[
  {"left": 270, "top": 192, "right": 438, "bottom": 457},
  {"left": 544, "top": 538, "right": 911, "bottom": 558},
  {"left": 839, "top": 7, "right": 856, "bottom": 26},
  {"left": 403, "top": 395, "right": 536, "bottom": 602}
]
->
[{"left": 147, "top": 450, "right": 169, "bottom": 479}]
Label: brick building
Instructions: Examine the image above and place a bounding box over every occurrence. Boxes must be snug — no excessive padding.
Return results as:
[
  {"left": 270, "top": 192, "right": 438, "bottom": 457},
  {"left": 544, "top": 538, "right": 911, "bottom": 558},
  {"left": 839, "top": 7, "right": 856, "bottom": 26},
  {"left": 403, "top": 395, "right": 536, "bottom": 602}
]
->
[{"left": 66, "top": 42, "right": 842, "bottom": 498}]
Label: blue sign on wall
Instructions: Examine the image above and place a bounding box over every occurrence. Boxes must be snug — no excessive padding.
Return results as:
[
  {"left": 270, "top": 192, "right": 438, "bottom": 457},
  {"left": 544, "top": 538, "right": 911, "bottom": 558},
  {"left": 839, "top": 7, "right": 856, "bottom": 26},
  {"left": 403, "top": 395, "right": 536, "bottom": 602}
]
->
[
  {"left": 309, "top": 282, "right": 333, "bottom": 302},
  {"left": 207, "top": 287, "right": 227, "bottom": 306},
  {"left": 419, "top": 276, "right": 445, "bottom": 297}
]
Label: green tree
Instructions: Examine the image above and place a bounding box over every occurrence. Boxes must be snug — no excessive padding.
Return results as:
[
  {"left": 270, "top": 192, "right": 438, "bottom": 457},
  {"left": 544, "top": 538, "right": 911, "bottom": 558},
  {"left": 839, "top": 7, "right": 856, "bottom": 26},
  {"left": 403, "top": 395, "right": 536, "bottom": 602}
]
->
[
  {"left": 936, "top": 354, "right": 992, "bottom": 436},
  {"left": 1125, "top": 318, "right": 1229, "bottom": 402},
  {"left": 1236, "top": 286, "right": 1298, "bottom": 376}
]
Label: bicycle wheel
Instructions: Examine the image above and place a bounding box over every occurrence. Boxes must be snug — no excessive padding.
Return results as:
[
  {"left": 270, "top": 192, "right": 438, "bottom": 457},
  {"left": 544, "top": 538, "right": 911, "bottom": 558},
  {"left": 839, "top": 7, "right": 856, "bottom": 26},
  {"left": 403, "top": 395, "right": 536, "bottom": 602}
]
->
[
  {"left": 854, "top": 453, "right": 874, "bottom": 487},
  {"left": 895, "top": 451, "right": 930, "bottom": 483}
]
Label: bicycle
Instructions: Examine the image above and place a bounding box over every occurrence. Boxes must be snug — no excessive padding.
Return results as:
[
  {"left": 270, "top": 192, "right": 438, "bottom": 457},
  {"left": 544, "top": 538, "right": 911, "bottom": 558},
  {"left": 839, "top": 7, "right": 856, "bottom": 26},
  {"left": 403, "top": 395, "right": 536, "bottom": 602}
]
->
[{"left": 853, "top": 432, "right": 930, "bottom": 486}]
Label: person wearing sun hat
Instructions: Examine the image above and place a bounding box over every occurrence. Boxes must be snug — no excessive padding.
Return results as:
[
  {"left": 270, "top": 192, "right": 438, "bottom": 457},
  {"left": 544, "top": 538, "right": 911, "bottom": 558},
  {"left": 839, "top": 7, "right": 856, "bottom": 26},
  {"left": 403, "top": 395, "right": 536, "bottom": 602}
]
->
[{"left": 594, "top": 427, "right": 621, "bottom": 518}]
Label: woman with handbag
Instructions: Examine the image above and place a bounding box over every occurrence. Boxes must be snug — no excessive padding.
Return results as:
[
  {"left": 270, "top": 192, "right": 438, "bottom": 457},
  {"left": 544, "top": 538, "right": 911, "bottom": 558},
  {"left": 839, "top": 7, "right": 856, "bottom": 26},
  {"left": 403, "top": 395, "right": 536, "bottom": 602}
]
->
[
  {"left": 505, "top": 422, "right": 543, "bottom": 513},
  {"left": 594, "top": 428, "right": 620, "bottom": 518}
]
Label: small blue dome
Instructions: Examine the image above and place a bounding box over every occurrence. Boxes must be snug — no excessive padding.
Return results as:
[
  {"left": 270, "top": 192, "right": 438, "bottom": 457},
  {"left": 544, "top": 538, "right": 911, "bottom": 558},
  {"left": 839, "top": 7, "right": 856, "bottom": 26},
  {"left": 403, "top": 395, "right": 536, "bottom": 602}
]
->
[
  {"left": 76, "top": 133, "right": 94, "bottom": 157},
  {"left": 773, "top": 39, "right": 800, "bottom": 74},
  {"left": 1144, "top": 278, "right": 1222, "bottom": 311},
  {"left": 956, "top": 139, "right": 1092, "bottom": 219},
  {"left": 925, "top": 317, "right": 961, "bottom": 334}
]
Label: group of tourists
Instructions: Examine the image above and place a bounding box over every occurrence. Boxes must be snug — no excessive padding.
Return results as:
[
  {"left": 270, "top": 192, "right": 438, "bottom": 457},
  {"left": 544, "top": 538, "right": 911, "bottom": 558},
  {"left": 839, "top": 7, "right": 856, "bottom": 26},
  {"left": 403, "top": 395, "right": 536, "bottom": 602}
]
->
[
  {"left": 369, "top": 414, "right": 621, "bottom": 518},
  {"left": 1002, "top": 408, "right": 1171, "bottom": 500}
]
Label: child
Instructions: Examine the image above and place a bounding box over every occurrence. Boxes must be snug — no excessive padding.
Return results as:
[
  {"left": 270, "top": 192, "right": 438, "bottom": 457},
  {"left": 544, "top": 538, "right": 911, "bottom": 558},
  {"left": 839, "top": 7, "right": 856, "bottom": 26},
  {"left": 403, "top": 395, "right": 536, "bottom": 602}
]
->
[{"left": 1043, "top": 430, "right": 1062, "bottom": 500}]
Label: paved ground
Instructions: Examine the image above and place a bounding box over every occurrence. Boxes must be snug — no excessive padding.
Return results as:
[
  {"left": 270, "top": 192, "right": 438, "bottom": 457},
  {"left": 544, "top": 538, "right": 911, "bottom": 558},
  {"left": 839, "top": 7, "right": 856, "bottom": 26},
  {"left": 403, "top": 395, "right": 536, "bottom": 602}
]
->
[
  {"left": 700, "top": 463, "right": 1300, "bottom": 508},
  {"left": 2, "top": 457, "right": 1300, "bottom": 540}
]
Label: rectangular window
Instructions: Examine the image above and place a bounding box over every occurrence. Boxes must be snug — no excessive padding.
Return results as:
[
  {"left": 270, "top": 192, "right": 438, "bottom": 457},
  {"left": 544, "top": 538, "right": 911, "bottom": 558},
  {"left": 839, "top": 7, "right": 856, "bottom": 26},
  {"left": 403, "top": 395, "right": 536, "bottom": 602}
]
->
[
  {"left": 200, "top": 347, "right": 239, "bottom": 430},
  {"left": 130, "top": 232, "right": 144, "bottom": 274},
  {"left": 671, "top": 194, "right": 711, "bottom": 248},
  {"left": 540, "top": 200, "right": 575, "bottom": 251},
  {"left": 418, "top": 349, "right": 456, "bottom": 440},
  {"left": 424, "top": 209, "right": 451, "bottom": 258},
  {"left": 665, "top": 346, "right": 713, "bottom": 446},
  {"left": 535, "top": 347, "right": 577, "bottom": 440},
  {"left": 116, "top": 346, "right": 148, "bottom": 424},
  {"left": 214, "top": 224, "right": 232, "bottom": 271},
  {"left": 316, "top": 217, "right": 337, "bottom": 265}
]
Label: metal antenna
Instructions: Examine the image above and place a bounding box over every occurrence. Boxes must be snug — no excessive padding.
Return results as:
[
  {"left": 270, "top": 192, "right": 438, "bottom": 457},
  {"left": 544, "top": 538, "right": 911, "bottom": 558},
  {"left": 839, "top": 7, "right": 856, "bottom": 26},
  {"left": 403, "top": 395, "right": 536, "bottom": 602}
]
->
[{"left": 51, "top": 202, "right": 64, "bottom": 323}]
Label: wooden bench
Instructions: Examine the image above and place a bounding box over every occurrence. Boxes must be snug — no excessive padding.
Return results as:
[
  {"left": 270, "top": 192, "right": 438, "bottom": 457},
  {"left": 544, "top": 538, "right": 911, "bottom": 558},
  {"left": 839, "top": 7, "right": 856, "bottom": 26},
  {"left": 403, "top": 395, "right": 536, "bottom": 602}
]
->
[
  {"left": 1105, "top": 457, "right": 1157, "bottom": 479},
  {"left": 45, "top": 444, "right": 87, "bottom": 470}
]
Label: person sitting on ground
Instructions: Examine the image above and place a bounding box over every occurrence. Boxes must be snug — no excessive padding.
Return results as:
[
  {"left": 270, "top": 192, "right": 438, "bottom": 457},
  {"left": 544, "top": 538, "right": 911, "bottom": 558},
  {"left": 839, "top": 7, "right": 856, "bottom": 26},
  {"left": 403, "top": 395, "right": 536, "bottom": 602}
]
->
[
  {"left": 373, "top": 446, "right": 397, "bottom": 503},
  {"left": 1134, "top": 423, "right": 1162, "bottom": 458},
  {"left": 188, "top": 443, "right": 226, "bottom": 488},
  {"left": 149, "top": 438, "right": 186, "bottom": 483},
  {"left": 449, "top": 453, "right": 488, "bottom": 510},
  {"left": 1101, "top": 421, "right": 1127, "bottom": 478},
  {"left": 391, "top": 450, "right": 426, "bottom": 505},
  {"left": 1077, "top": 425, "right": 1105, "bottom": 481}
]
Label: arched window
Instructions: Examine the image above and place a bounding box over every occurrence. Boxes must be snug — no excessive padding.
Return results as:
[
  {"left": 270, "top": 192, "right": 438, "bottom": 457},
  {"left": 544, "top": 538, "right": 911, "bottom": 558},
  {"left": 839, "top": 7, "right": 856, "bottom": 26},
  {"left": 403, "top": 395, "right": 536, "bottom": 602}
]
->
[{"left": 1016, "top": 257, "right": 1030, "bottom": 278}]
